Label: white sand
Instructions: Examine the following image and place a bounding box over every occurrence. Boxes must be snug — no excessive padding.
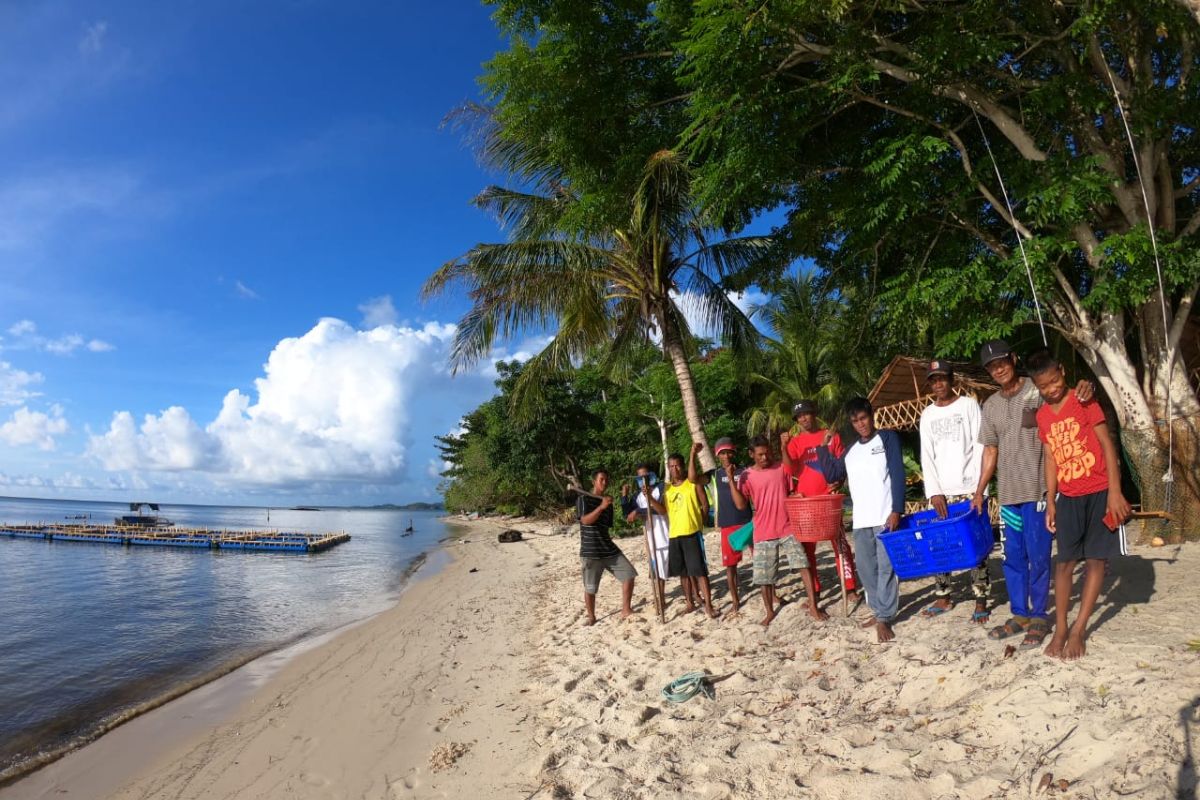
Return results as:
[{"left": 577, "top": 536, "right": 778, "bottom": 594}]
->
[{"left": 4, "top": 518, "right": 1198, "bottom": 799}]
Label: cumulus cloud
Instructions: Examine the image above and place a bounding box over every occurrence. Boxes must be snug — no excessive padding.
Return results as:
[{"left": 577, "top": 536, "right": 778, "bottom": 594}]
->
[
  {"left": 0, "top": 361, "right": 43, "bottom": 405},
  {"left": 0, "top": 404, "right": 68, "bottom": 450},
  {"left": 87, "top": 318, "right": 465, "bottom": 486},
  {"left": 8, "top": 320, "right": 36, "bottom": 336},
  {"left": 358, "top": 295, "right": 398, "bottom": 328}
]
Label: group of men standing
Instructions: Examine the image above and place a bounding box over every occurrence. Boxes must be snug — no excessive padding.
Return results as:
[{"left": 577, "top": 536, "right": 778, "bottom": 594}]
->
[{"left": 575, "top": 339, "right": 1131, "bottom": 658}]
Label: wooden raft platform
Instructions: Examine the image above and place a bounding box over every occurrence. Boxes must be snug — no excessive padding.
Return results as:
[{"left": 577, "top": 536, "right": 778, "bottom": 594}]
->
[{"left": 0, "top": 523, "right": 350, "bottom": 553}]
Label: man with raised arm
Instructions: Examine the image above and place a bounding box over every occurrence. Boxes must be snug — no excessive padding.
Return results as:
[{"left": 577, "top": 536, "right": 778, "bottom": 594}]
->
[
  {"left": 785, "top": 400, "right": 860, "bottom": 603},
  {"left": 645, "top": 443, "right": 717, "bottom": 619}
]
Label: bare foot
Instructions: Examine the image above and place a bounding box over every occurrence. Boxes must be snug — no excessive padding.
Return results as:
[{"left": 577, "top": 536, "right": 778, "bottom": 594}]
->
[
  {"left": 684, "top": 602, "right": 697, "bottom": 614},
  {"left": 921, "top": 598, "right": 954, "bottom": 617},
  {"left": 1063, "top": 631, "right": 1087, "bottom": 661},
  {"left": 705, "top": 605, "right": 719, "bottom": 620},
  {"left": 807, "top": 603, "right": 829, "bottom": 621},
  {"left": 584, "top": 614, "right": 596, "bottom": 627},
  {"left": 1043, "top": 633, "right": 1067, "bottom": 659},
  {"left": 760, "top": 610, "right": 776, "bottom": 627},
  {"left": 860, "top": 616, "right": 878, "bottom": 629},
  {"left": 620, "top": 608, "right": 633, "bottom": 621},
  {"left": 875, "top": 621, "right": 895, "bottom": 643}
]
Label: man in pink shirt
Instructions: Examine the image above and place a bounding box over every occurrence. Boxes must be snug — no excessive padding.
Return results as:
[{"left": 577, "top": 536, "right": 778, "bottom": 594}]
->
[{"left": 728, "top": 433, "right": 828, "bottom": 627}]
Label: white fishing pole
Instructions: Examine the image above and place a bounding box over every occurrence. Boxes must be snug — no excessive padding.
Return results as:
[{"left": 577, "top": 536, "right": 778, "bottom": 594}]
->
[
  {"left": 971, "top": 108, "right": 1048, "bottom": 346},
  {"left": 1102, "top": 62, "right": 1175, "bottom": 500}
]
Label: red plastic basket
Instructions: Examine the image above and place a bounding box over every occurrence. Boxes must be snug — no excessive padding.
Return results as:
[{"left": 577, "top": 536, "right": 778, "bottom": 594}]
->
[{"left": 785, "top": 494, "right": 847, "bottom": 542}]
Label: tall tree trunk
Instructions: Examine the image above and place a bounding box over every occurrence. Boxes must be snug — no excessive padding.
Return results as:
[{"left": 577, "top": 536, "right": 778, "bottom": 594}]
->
[
  {"left": 662, "top": 332, "right": 715, "bottom": 473},
  {"left": 1072, "top": 312, "right": 1200, "bottom": 542},
  {"left": 657, "top": 410, "right": 670, "bottom": 476}
]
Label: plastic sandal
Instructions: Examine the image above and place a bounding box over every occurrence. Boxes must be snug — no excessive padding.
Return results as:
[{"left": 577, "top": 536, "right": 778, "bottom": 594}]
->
[
  {"left": 988, "top": 617, "right": 1028, "bottom": 640},
  {"left": 1020, "top": 620, "right": 1050, "bottom": 650}
]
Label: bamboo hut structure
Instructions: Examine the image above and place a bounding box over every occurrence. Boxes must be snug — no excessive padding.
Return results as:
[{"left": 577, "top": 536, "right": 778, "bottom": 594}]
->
[
  {"left": 868, "top": 356, "right": 1000, "bottom": 521},
  {"left": 868, "top": 356, "right": 997, "bottom": 432}
]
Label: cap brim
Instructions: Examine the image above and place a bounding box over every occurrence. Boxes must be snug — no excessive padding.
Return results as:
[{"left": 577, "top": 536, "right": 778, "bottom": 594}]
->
[{"left": 715, "top": 446, "right": 736, "bottom": 455}]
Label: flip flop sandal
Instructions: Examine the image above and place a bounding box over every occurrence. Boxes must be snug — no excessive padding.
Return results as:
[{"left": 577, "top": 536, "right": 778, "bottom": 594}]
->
[
  {"left": 988, "top": 617, "right": 1028, "bottom": 640},
  {"left": 921, "top": 603, "right": 952, "bottom": 617},
  {"left": 970, "top": 609, "right": 991, "bottom": 623},
  {"left": 1019, "top": 621, "right": 1050, "bottom": 650}
]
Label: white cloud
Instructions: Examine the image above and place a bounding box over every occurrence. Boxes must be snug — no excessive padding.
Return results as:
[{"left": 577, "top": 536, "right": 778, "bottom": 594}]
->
[
  {"left": 0, "top": 361, "right": 43, "bottom": 405},
  {"left": 87, "top": 318, "right": 464, "bottom": 486},
  {"left": 43, "top": 333, "right": 85, "bottom": 354},
  {"left": 426, "top": 458, "right": 443, "bottom": 479},
  {"left": 4, "top": 320, "right": 116, "bottom": 355},
  {"left": 78, "top": 21, "right": 108, "bottom": 55},
  {"left": 235, "top": 280, "right": 259, "bottom": 300},
  {"left": 0, "top": 404, "right": 68, "bottom": 450},
  {"left": 666, "top": 288, "right": 772, "bottom": 344},
  {"left": 358, "top": 295, "right": 398, "bottom": 328}
]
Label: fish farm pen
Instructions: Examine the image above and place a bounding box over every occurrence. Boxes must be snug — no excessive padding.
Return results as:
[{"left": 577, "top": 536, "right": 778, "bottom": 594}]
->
[{"left": 0, "top": 524, "right": 350, "bottom": 553}]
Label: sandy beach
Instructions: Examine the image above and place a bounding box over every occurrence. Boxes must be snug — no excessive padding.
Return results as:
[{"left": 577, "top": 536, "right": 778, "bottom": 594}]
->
[{"left": 5, "top": 518, "right": 1199, "bottom": 799}]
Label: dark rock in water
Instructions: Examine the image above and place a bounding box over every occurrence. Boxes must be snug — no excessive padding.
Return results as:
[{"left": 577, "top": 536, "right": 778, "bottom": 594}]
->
[{"left": 498, "top": 529, "right": 523, "bottom": 543}]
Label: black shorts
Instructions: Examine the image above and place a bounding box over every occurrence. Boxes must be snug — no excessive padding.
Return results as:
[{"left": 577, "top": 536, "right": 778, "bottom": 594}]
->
[
  {"left": 1055, "top": 491, "right": 1119, "bottom": 562},
  {"left": 667, "top": 532, "right": 708, "bottom": 577}
]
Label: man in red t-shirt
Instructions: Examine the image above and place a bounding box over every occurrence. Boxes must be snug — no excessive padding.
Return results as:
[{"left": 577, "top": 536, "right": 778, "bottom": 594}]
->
[
  {"left": 1028, "top": 352, "right": 1131, "bottom": 662},
  {"left": 785, "top": 400, "right": 859, "bottom": 599}
]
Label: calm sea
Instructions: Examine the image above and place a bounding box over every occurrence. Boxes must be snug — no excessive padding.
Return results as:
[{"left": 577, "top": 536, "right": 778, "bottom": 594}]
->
[{"left": 0, "top": 496, "right": 455, "bottom": 783}]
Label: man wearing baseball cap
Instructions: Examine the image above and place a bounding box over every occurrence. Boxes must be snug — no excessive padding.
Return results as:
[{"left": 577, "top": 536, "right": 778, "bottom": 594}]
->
[
  {"left": 918, "top": 359, "right": 991, "bottom": 623},
  {"left": 972, "top": 339, "right": 1093, "bottom": 650},
  {"left": 710, "top": 437, "right": 754, "bottom": 615},
  {"left": 785, "top": 400, "right": 861, "bottom": 603}
]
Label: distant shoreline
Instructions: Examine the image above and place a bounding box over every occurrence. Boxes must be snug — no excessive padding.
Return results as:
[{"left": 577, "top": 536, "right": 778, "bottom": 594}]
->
[{"left": 0, "top": 494, "right": 444, "bottom": 512}]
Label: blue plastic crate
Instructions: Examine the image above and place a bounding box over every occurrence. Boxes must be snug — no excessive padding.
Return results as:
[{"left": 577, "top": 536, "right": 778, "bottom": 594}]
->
[{"left": 879, "top": 500, "right": 995, "bottom": 580}]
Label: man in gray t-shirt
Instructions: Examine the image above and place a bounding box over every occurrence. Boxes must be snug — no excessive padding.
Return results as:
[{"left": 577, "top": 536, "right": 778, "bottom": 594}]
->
[{"left": 972, "top": 340, "right": 1092, "bottom": 651}]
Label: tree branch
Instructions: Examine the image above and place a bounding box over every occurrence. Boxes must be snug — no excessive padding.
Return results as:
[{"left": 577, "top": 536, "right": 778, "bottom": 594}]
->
[
  {"left": 785, "top": 37, "right": 1049, "bottom": 161},
  {"left": 1176, "top": 173, "right": 1200, "bottom": 200},
  {"left": 1181, "top": 207, "right": 1200, "bottom": 239},
  {"left": 852, "top": 93, "right": 1035, "bottom": 238},
  {"left": 1167, "top": 280, "right": 1200, "bottom": 358}
]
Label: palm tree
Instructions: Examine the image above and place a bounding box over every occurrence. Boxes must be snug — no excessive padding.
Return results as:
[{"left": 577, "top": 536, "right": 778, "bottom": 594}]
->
[
  {"left": 747, "top": 272, "right": 874, "bottom": 438},
  {"left": 423, "top": 147, "right": 777, "bottom": 472}
]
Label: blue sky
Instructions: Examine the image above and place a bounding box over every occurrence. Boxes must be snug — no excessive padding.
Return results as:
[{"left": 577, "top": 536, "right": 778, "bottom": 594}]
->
[
  {"left": 0, "top": 1, "right": 543, "bottom": 505},
  {"left": 0, "top": 1, "right": 779, "bottom": 507}
]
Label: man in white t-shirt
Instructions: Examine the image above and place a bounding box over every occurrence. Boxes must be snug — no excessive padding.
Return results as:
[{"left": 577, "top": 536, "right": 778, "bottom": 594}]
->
[
  {"left": 918, "top": 360, "right": 991, "bottom": 623},
  {"left": 816, "top": 397, "right": 906, "bottom": 643}
]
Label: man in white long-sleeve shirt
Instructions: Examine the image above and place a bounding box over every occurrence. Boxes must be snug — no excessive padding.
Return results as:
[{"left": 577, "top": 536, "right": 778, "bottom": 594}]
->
[{"left": 918, "top": 360, "right": 991, "bottom": 623}]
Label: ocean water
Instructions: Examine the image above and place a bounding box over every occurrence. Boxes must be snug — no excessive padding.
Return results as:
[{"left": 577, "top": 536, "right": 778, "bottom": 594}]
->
[{"left": 0, "top": 496, "right": 455, "bottom": 783}]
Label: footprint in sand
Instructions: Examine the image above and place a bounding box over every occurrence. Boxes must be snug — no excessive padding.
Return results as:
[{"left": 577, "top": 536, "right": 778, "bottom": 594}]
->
[
  {"left": 562, "top": 670, "right": 590, "bottom": 692},
  {"left": 298, "top": 771, "right": 331, "bottom": 787}
]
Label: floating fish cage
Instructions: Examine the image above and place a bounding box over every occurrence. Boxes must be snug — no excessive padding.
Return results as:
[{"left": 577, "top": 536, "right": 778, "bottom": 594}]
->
[{"left": 0, "top": 524, "right": 350, "bottom": 554}]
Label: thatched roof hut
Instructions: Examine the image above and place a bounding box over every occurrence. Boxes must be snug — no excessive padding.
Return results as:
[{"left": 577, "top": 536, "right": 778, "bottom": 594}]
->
[{"left": 868, "top": 356, "right": 998, "bottom": 432}]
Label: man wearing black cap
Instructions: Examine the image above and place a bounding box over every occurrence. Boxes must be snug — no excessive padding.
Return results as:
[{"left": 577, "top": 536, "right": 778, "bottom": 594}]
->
[
  {"left": 710, "top": 436, "right": 754, "bottom": 615},
  {"left": 971, "top": 340, "right": 1092, "bottom": 650},
  {"left": 918, "top": 359, "right": 990, "bottom": 622},
  {"left": 785, "top": 400, "right": 861, "bottom": 603}
]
